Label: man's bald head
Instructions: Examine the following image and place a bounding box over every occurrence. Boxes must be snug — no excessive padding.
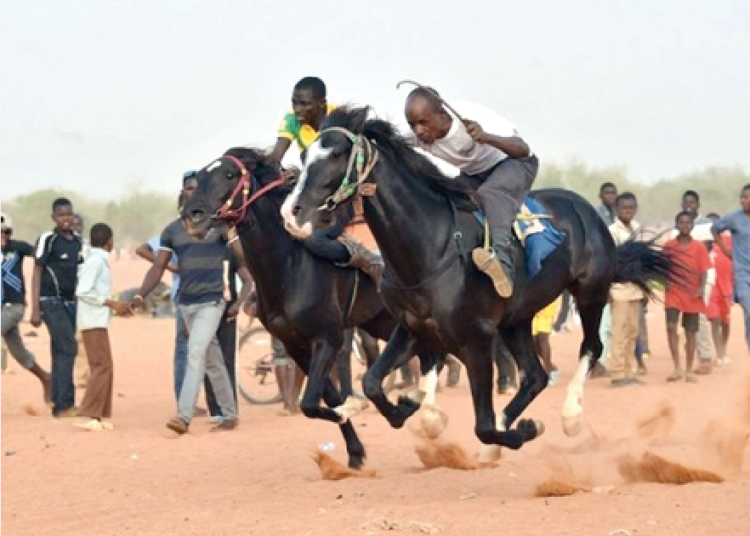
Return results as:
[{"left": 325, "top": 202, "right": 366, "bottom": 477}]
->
[
  {"left": 405, "top": 87, "right": 452, "bottom": 144},
  {"left": 406, "top": 87, "right": 445, "bottom": 114}
]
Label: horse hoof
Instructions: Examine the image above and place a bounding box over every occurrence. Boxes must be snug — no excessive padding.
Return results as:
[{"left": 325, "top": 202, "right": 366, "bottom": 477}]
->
[
  {"left": 477, "top": 444, "right": 502, "bottom": 464},
  {"left": 517, "top": 418, "right": 545, "bottom": 441},
  {"left": 389, "top": 396, "right": 420, "bottom": 428},
  {"left": 421, "top": 404, "right": 448, "bottom": 440},
  {"left": 501, "top": 430, "right": 525, "bottom": 450},
  {"left": 562, "top": 415, "right": 583, "bottom": 437}
]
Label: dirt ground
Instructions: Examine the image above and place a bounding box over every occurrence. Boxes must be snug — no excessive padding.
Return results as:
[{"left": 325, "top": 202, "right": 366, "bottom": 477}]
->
[{"left": 2, "top": 256, "right": 749, "bottom": 536}]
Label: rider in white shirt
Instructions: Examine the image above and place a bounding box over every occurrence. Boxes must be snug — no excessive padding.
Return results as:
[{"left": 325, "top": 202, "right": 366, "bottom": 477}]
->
[{"left": 403, "top": 88, "right": 538, "bottom": 298}]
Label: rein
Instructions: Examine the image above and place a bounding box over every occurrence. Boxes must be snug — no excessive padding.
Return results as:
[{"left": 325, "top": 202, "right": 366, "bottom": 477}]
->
[
  {"left": 215, "top": 154, "right": 287, "bottom": 226},
  {"left": 317, "top": 127, "right": 379, "bottom": 212}
]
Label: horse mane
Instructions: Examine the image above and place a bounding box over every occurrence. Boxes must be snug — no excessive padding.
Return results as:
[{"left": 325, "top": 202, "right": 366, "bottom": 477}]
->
[
  {"left": 224, "top": 146, "right": 294, "bottom": 197},
  {"left": 324, "top": 107, "right": 478, "bottom": 211}
]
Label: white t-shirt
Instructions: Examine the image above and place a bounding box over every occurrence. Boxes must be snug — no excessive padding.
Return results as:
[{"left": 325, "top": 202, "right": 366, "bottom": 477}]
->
[{"left": 403, "top": 101, "right": 522, "bottom": 176}]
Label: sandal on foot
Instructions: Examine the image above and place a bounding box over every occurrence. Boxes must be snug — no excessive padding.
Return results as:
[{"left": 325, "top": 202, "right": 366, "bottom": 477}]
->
[
  {"left": 74, "top": 418, "right": 104, "bottom": 431},
  {"left": 666, "top": 371, "right": 683, "bottom": 382}
]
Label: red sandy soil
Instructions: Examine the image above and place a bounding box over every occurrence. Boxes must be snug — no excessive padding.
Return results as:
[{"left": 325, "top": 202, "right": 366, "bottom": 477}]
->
[{"left": 2, "top": 257, "right": 749, "bottom": 536}]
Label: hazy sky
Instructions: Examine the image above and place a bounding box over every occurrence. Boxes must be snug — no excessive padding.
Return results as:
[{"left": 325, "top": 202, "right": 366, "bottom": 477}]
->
[{"left": 2, "top": 0, "right": 748, "bottom": 199}]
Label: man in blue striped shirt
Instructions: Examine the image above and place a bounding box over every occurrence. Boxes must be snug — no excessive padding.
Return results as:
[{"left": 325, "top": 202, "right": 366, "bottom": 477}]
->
[{"left": 132, "top": 216, "right": 253, "bottom": 434}]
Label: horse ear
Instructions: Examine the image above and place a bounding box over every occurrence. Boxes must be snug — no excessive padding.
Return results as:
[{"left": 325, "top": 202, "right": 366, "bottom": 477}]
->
[{"left": 351, "top": 106, "right": 370, "bottom": 134}]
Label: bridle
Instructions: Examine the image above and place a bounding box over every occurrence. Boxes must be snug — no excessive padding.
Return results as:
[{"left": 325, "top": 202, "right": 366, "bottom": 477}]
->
[
  {"left": 214, "top": 154, "right": 287, "bottom": 226},
  {"left": 317, "top": 127, "right": 379, "bottom": 212}
]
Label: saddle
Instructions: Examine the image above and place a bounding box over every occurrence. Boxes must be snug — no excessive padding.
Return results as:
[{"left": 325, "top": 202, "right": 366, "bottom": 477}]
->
[{"left": 473, "top": 197, "right": 565, "bottom": 279}]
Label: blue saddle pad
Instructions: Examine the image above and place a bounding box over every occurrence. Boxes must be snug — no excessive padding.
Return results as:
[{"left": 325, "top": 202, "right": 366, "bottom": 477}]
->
[{"left": 473, "top": 197, "right": 565, "bottom": 279}]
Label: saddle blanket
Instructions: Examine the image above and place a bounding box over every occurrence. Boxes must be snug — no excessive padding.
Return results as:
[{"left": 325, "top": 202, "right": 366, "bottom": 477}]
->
[{"left": 473, "top": 197, "right": 565, "bottom": 279}]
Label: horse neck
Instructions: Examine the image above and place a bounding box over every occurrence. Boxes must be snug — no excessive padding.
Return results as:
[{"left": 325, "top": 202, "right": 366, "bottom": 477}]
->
[
  {"left": 364, "top": 156, "right": 458, "bottom": 284},
  {"left": 241, "top": 196, "right": 299, "bottom": 298}
]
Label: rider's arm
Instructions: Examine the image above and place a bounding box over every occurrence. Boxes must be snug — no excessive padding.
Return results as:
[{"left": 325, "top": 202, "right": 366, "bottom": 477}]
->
[{"left": 267, "top": 137, "right": 293, "bottom": 164}]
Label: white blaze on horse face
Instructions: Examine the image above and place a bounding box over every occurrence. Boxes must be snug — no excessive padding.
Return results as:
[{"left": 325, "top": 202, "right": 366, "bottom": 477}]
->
[
  {"left": 280, "top": 140, "right": 332, "bottom": 239},
  {"left": 206, "top": 160, "right": 222, "bottom": 173}
]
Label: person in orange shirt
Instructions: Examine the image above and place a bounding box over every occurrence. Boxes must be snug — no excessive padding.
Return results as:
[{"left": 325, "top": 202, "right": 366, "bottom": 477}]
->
[
  {"left": 706, "top": 213, "right": 733, "bottom": 366},
  {"left": 663, "top": 212, "right": 711, "bottom": 383}
]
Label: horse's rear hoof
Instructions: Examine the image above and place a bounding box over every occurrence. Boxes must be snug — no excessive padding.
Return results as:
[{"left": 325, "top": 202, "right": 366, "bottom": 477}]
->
[{"left": 562, "top": 415, "right": 583, "bottom": 437}]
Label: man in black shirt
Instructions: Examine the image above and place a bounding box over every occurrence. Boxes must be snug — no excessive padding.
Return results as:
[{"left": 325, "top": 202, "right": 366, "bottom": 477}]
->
[
  {"left": 30, "top": 198, "right": 83, "bottom": 417},
  {"left": 1, "top": 213, "right": 51, "bottom": 402}
]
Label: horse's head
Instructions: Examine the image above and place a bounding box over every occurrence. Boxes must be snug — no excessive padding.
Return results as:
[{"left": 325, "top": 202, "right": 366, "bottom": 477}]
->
[
  {"left": 281, "top": 106, "right": 373, "bottom": 240},
  {"left": 182, "top": 147, "right": 273, "bottom": 239}
]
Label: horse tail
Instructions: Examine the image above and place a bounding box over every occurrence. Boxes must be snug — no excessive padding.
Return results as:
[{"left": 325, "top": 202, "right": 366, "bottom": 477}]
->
[{"left": 613, "top": 238, "right": 687, "bottom": 298}]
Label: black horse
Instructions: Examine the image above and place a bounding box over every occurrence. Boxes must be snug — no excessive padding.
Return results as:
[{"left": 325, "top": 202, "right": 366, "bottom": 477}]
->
[
  {"left": 183, "top": 147, "right": 398, "bottom": 469},
  {"left": 282, "top": 106, "right": 676, "bottom": 457}
]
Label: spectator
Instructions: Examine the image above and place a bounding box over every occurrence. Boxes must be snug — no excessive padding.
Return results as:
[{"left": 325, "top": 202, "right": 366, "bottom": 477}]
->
[
  {"left": 596, "top": 182, "right": 618, "bottom": 226},
  {"left": 74, "top": 224, "right": 132, "bottom": 430},
  {"left": 71, "top": 213, "right": 90, "bottom": 389},
  {"left": 706, "top": 213, "right": 732, "bottom": 366},
  {"left": 664, "top": 212, "right": 711, "bottom": 382},
  {"left": 680, "top": 190, "right": 716, "bottom": 372},
  {"left": 711, "top": 184, "right": 750, "bottom": 352},
  {"left": 607, "top": 193, "right": 643, "bottom": 387},
  {"left": 1, "top": 213, "right": 51, "bottom": 401},
  {"left": 132, "top": 215, "right": 253, "bottom": 434},
  {"left": 533, "top": 298, "right": 560, "bottom": 386},
  {"left": 30, "top": 198, "right": 83, "bottom": 417}
]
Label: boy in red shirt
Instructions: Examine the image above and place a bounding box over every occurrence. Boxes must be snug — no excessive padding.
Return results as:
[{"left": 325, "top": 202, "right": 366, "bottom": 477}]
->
[
  {"left": 664, "top": 211, "right": 711, "bottom": 382},
  {"left": 707, "top": 225, "right": 733, "bottom": 366}
]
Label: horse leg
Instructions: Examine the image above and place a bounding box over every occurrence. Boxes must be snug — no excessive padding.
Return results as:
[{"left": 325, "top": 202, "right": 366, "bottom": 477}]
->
[
  {"left": 497, "top": 324, "right": 547, "bottom": 441},
  {"left": 319, "top": 377, "right": 367, "bottom": 469},
  {"left": 362, "top": 324, "right": 421, "bottom": 428},
  {"left": 404, "top": 350, "right": 449, "bottom": 440},
  {"left": 299, "top": 337, "right": 346, "bottom": 423},
  {"left": 561, "top": 292, "right": 607, "bottom": 436},
  {"left": 463, "top": 333, "right": 529, "bottom": 453}
]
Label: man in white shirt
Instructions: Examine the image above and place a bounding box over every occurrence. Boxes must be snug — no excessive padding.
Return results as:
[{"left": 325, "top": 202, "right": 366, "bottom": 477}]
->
[{"left": 403, "top": 87, "right": 537, "bottom": 298}]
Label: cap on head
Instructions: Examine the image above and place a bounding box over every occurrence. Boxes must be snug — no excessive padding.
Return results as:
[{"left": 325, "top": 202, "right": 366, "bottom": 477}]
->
[
  {"left": 183, "top": 170, "right": 197, "bottom": 186},
  {"left": 1, "top": 213, "right": 11, "bottom": 232}
]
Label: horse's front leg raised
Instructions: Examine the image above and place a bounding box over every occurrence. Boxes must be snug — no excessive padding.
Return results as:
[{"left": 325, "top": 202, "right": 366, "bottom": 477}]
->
[
  {"left": 299, "top": 337, "right": 344, "bottom": 423},
  {"left": 362, "top": 324, "right": 420, "bottom": 428}
]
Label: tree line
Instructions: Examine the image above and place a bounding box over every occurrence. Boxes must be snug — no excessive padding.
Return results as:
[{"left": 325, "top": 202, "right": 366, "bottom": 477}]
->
[{"left": 3, "top": 163, "right": 747, "bottom": 246}]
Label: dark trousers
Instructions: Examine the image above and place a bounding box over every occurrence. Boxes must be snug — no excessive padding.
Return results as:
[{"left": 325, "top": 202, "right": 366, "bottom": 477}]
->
[
  {"left": 303, "top": 226, "right": 349, "bottom": 263},
  {"left": 205, "top": 304, "right": 237, "bottom": 417},
  {"left": 473, "top": 155, "right": 539, "bottom": 245},
  {"left": 78, "top": 328, "right": 113, "bottom": 419},
  {"left": 40, "top": 298, "right": 78, "bottom": 415}
]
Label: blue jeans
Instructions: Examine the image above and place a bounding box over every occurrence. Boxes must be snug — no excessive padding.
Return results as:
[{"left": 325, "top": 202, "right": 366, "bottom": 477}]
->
[
  {"left": 2, "top": 304, "right": 36, "bottom": 370},
  {"left": 735, "top": 280, "right": 750, "bottom": 351},
  {"left": 176, "top": 301, "right": 237, "bottom": 423},
  {"left": 40, "top": 298, "right": 77, "bottom": 414},
  {"left": 173, "top": 307, "right": 189, "bottom": 400}
]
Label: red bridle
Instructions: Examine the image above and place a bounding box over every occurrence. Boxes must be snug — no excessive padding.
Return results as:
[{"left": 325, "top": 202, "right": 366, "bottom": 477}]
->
[{"left": 215, "top": 154, "right": 286, "bottom": 226}]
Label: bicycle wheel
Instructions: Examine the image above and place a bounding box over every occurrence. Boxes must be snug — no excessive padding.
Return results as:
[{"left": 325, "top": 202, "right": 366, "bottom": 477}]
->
[{"left": 237, "top": 326, "right": 283, "bottom": 405}]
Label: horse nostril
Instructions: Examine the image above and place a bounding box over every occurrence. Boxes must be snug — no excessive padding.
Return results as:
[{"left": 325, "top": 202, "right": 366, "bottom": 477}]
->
[
  {"left": 190, "top": 208, "right": 205, "bottom": 222},
  {"left": 292, "top": 205, "right": 301, "bottom": 216}
]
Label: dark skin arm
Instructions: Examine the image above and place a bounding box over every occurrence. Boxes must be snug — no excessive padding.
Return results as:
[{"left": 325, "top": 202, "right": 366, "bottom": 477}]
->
[
  {"left": 135, "top": 243, "right": 178, "bottom": 273},
  {"left": 266, "top": 137, "right": 293, "bottom": 165},
  {"left": 30, "top": 264, "right": 44, "bottom": 327},
  {"left": 710, "top": 228, "right": 732, "bottom": 259},
  {"left": 227, "top": 238, "right": 253, "bottom": 320},
  {"left": 131, "top": 249, "right": 171, "bottom": 310},
  {"left": 464, "top": 120, "right": 530, "bottom": 158}
]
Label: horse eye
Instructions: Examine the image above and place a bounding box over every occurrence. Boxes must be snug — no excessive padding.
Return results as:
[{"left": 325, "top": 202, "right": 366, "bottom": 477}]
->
[
  {"left": 331, "top": 148, "right": 344, "bottom": 158},
  {"left": 226, "top": 171, "right": 234, "bottom": 180}
]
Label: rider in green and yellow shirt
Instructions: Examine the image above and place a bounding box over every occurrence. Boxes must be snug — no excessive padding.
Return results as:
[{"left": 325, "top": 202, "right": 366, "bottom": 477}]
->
[{"left": 267, "top": 77, "right": 382, "bottom": 285}]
